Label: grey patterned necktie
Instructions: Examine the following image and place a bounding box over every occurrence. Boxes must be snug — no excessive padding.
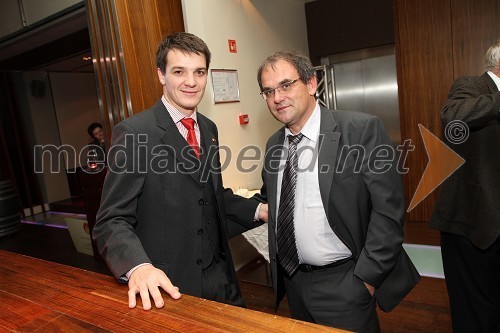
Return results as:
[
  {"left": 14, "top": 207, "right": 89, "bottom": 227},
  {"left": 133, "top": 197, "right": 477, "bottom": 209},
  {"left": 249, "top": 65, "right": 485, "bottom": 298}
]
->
[{"left": 277, "top": 133, "right": 303, "bottom": 276}]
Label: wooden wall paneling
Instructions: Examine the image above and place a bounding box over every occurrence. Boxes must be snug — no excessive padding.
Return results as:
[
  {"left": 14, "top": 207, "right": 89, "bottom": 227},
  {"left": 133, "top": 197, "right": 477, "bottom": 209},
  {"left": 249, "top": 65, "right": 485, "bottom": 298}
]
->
[
  {"left": 86, "top": 0, "right": 130, "bottom": 133},
  {"left": 113, "top": 0, "right": 184, "bottom": 116},
  {"left": 451, "top": 0, "right": 500, "bottom": 77},
  {"left": 156, "top": 0, "right": 185, "bottom": 36},
  {"left": 393, "top": 0, "right": 454, "bottom": 222},
  {"left": 86, "top": 0, "right": 184, "bottom": 132},
  {"left": 116, "top": 0, "right": 184, "bottom": 113}
]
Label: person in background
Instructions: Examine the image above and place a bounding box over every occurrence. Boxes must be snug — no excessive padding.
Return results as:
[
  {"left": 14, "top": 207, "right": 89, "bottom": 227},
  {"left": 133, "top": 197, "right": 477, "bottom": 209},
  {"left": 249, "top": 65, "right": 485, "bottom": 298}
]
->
[
  {"left": 253, "top": 50, "right": 419, "bottom": 332},
  {"left": 430, "top": 39, "right": 500, "bottom": 333},
  {"left": 86, "top": 122, "right": 106, "bottom": 168},
  {"left": 87, "top": 122, "right": 105, "bottom": 147},
  {"left": 93, "top": 32, "right": 267, "bottom": 311}
]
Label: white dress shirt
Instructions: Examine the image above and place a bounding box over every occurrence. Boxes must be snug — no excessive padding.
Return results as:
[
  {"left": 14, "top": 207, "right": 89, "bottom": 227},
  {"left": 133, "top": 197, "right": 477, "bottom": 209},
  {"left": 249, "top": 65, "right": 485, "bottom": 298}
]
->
[
  {"left": 276, "top": 103, "right": 351, "bottom": 266},
  {"left": 161, "top": 95, "right": 201, "bottom": 143}
]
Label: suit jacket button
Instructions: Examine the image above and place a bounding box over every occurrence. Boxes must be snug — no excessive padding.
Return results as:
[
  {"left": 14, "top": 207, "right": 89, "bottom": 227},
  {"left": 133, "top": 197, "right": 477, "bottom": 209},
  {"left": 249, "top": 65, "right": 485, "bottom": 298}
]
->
[
  {"left": 198, "top": 199, "right": 204, "bottom": 205},
  {"left": 197, "top": 229, "right": 203, "bottom": 235},
  {"left": 196, "top": 259, "right": 202, "bottom": 265}
]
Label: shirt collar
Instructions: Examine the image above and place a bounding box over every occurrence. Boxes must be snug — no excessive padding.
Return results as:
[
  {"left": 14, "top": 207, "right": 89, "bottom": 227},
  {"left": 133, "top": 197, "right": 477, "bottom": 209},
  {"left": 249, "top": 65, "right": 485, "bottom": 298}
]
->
[
  {"left": 161, "top": 95, "right": 198, "bottom": 124},
  {"left": 284, "top": 102, "right": 320, "bottom": 143},
  {"left": 487, "top": 71, "right": 500, "bottom": 91}
]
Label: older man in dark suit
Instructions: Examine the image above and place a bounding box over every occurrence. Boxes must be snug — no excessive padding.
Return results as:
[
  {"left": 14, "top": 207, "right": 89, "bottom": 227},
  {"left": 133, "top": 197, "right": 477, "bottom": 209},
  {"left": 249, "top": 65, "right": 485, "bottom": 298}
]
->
[
  {"left": 253, "top": 50, "right": 419, "bottom": 332},
  {"left": 93, "top": 32, "right": 266, "bottom": 311},
  {"left": 431, "top": 39, "right": 500, "bottom": 333}
]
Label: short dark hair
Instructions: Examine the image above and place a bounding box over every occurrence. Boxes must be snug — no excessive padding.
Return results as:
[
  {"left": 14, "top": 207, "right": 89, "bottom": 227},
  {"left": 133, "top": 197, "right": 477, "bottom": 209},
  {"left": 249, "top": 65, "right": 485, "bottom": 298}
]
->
[
  {"left": 257, "top": 50, "right": 315, "bottom": 91},
  {"left": 156, "top": 32, "right": 211, "bottom": 73},
  {"left": 87, "top": 122, "right": 102, "bottom": 138}
]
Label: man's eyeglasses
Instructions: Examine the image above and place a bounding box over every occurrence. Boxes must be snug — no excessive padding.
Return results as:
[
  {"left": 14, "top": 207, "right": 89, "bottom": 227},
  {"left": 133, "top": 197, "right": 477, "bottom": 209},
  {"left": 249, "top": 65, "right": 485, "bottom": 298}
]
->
[{"left": 260, "top": 78, "right": 300, "bottom": 100}]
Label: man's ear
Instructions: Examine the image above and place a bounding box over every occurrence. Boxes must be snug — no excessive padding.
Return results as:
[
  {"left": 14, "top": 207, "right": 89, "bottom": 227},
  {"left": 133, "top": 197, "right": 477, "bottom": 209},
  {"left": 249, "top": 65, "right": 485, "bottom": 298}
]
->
[
  {"left": 307, "top": 75, "right": 318, "bottom": 96},
  {"left": 157, "top": 68, "right": 166, "bottom": 85}
]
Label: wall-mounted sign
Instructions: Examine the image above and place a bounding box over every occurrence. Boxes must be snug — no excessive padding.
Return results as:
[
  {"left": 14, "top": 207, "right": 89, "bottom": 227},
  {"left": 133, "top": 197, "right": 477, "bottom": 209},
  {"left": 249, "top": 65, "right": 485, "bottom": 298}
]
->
[
  {"left": 211, "top": 69, "right": 240, "bottom": 103},
  {"left": 228, "top": 39, "right": 237, "bottom": 53}
]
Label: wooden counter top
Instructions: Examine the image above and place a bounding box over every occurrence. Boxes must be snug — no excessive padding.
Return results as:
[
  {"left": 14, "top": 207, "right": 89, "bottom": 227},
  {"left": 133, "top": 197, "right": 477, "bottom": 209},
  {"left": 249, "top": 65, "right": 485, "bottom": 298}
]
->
[{"left": 0, "top": 250, "right": 344, "bottom": 332}]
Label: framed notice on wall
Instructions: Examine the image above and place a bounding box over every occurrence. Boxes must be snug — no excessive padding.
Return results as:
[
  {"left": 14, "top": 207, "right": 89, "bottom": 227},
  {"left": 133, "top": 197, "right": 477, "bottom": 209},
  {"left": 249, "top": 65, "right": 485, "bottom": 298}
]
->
[{"left": 211, "top": 69, "right": 240, "bottom": 103}]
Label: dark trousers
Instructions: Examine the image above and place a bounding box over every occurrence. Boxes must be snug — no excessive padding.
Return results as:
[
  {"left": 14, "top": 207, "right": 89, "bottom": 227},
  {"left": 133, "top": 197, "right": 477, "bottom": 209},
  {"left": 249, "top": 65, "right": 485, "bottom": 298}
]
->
[
  {"left": 441, "top": 232, "right": 500, "bottom": 333},
  {"left": 283, "top": 259, "right": 379, "bottom": 333},
  {"left": 201, "top": 257, "right": 245, "bottom": 307}
]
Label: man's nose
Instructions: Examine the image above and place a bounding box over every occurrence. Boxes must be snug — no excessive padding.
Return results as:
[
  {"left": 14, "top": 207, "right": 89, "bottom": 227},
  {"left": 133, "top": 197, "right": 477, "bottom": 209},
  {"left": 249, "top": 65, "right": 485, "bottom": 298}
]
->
[
  {"left": 184, "top": 73, "right": 197, "bottom": 86},
  {"left": 273, "top": 89, "right": 285, "bottom": 102}
]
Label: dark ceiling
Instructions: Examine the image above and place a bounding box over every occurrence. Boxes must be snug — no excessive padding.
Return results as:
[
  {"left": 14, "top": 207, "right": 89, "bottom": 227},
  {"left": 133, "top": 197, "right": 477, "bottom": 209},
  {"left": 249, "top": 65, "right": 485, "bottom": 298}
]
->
[
  {"left": 0, "top": 6, "right": 93, "bottom": 73},
  {"left": 0, "top": 29, "right": 92, "bottom": 72}
]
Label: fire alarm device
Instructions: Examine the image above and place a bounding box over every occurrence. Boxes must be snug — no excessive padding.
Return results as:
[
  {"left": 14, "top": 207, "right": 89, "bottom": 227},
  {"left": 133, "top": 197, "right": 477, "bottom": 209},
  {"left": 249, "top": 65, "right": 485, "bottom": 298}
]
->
[{"left": 239, "top": 114, "right": 249, "bottom": 125}]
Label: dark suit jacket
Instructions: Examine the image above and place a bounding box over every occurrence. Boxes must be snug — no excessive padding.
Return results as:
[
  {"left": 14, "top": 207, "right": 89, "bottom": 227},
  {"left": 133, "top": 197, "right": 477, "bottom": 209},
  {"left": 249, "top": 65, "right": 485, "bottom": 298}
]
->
[
  {"left": 256, "top": 107, "right": 419, "bottom": 312},
  {"left": 93, "top": 100, "right": 260, "bottom": 297},
  {"left": 431, "top": 73, "right": 500, "bottom": 249}
]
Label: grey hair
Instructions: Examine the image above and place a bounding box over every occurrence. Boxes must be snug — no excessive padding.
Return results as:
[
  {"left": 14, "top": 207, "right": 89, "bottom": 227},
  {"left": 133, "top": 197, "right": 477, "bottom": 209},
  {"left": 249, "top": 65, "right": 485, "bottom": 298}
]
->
[
  {"left": 257, "top": 50, "right": 315, "bottom": 91},
  {"left": 485, "top": 39, "right": 500, "bottom": 71}
]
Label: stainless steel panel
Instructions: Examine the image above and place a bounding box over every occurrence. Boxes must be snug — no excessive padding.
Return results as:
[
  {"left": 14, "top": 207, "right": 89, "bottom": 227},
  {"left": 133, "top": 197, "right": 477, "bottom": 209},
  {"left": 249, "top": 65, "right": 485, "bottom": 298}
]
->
[
  {"left": 362, "top": 54, "right": 400, "bottom": 145},
  {"left": 334, "top": 60, "right": 364, "bottom": 114},
  {"left": 320, "top": 47, "right": 401, "bottom": 146}
]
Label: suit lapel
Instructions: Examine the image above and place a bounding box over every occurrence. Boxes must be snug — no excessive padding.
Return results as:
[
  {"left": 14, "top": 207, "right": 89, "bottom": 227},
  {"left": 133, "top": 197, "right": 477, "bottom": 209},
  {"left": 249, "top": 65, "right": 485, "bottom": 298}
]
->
[
  {"left": 197, "top": 115, "right": 219, "bottom": 192},
  {"left": 482, "top": 72, "right": 500, "bottom": 93},
  {"left": 317, "top": 107, "right": 340, "bottom": 217},
  {"left": 266, "top": 129, "right": 286, "bottom": 233},
  {"left": 154, "top": 102, "right": 201, "bottom": 186}
]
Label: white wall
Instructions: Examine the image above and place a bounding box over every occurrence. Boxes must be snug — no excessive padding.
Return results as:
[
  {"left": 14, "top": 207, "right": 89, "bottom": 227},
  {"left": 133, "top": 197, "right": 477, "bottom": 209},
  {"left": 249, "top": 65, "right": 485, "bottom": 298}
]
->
[{"left": 182, "top": 0, "right": 310, "bottom": 191}]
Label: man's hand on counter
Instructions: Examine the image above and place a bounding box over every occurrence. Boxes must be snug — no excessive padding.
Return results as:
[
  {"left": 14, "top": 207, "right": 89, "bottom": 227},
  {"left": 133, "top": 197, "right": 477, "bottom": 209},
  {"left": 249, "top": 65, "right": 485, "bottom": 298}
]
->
[{"left": 128, "top": 264, "right": 181, "bottom": 310}]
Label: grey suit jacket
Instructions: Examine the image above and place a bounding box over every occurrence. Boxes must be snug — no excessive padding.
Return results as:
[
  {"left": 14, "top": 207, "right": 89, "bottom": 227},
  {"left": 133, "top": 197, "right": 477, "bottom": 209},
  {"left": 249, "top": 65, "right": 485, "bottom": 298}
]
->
[
  {"left": 93, "top": 100, "right": 260, "bottom": 297},
  {"left": 256, "top": 107, "right": 419, "bottom": 312},
  {"left": 431, "top": 73, "right": 500, "bottom": 249}
]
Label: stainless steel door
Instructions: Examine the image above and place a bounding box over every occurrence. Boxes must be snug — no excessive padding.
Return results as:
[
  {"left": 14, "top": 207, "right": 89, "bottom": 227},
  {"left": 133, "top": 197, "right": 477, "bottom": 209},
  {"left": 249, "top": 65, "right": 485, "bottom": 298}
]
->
[{"left": 318, "top": 47, "right": 401, "bottom": 145}]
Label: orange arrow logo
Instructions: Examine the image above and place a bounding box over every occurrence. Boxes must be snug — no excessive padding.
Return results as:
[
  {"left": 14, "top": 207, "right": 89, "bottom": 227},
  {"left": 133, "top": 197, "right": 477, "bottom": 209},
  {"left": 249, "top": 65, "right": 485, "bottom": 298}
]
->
[{"left": 407, "top": 124, "right": 465, "bottom": 212}]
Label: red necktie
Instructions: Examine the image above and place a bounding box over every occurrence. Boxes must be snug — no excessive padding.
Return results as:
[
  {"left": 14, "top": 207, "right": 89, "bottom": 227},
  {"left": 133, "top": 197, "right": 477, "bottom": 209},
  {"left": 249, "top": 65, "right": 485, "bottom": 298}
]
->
[{"left": 180, "top": 118, "right": 200, "bottom": 158}]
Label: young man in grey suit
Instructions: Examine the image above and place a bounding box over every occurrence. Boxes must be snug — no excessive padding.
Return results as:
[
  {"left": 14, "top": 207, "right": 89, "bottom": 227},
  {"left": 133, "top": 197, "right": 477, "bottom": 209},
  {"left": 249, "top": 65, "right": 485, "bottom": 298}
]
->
[
  {"left": 93, "top": 32, "right": 267, "bottom": 310},
  {"left": 431, "top": 39, "right": 500, "bottom": 333},
  {"left": 253, "top": 50, "right": 419, "bottom": 332}
]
